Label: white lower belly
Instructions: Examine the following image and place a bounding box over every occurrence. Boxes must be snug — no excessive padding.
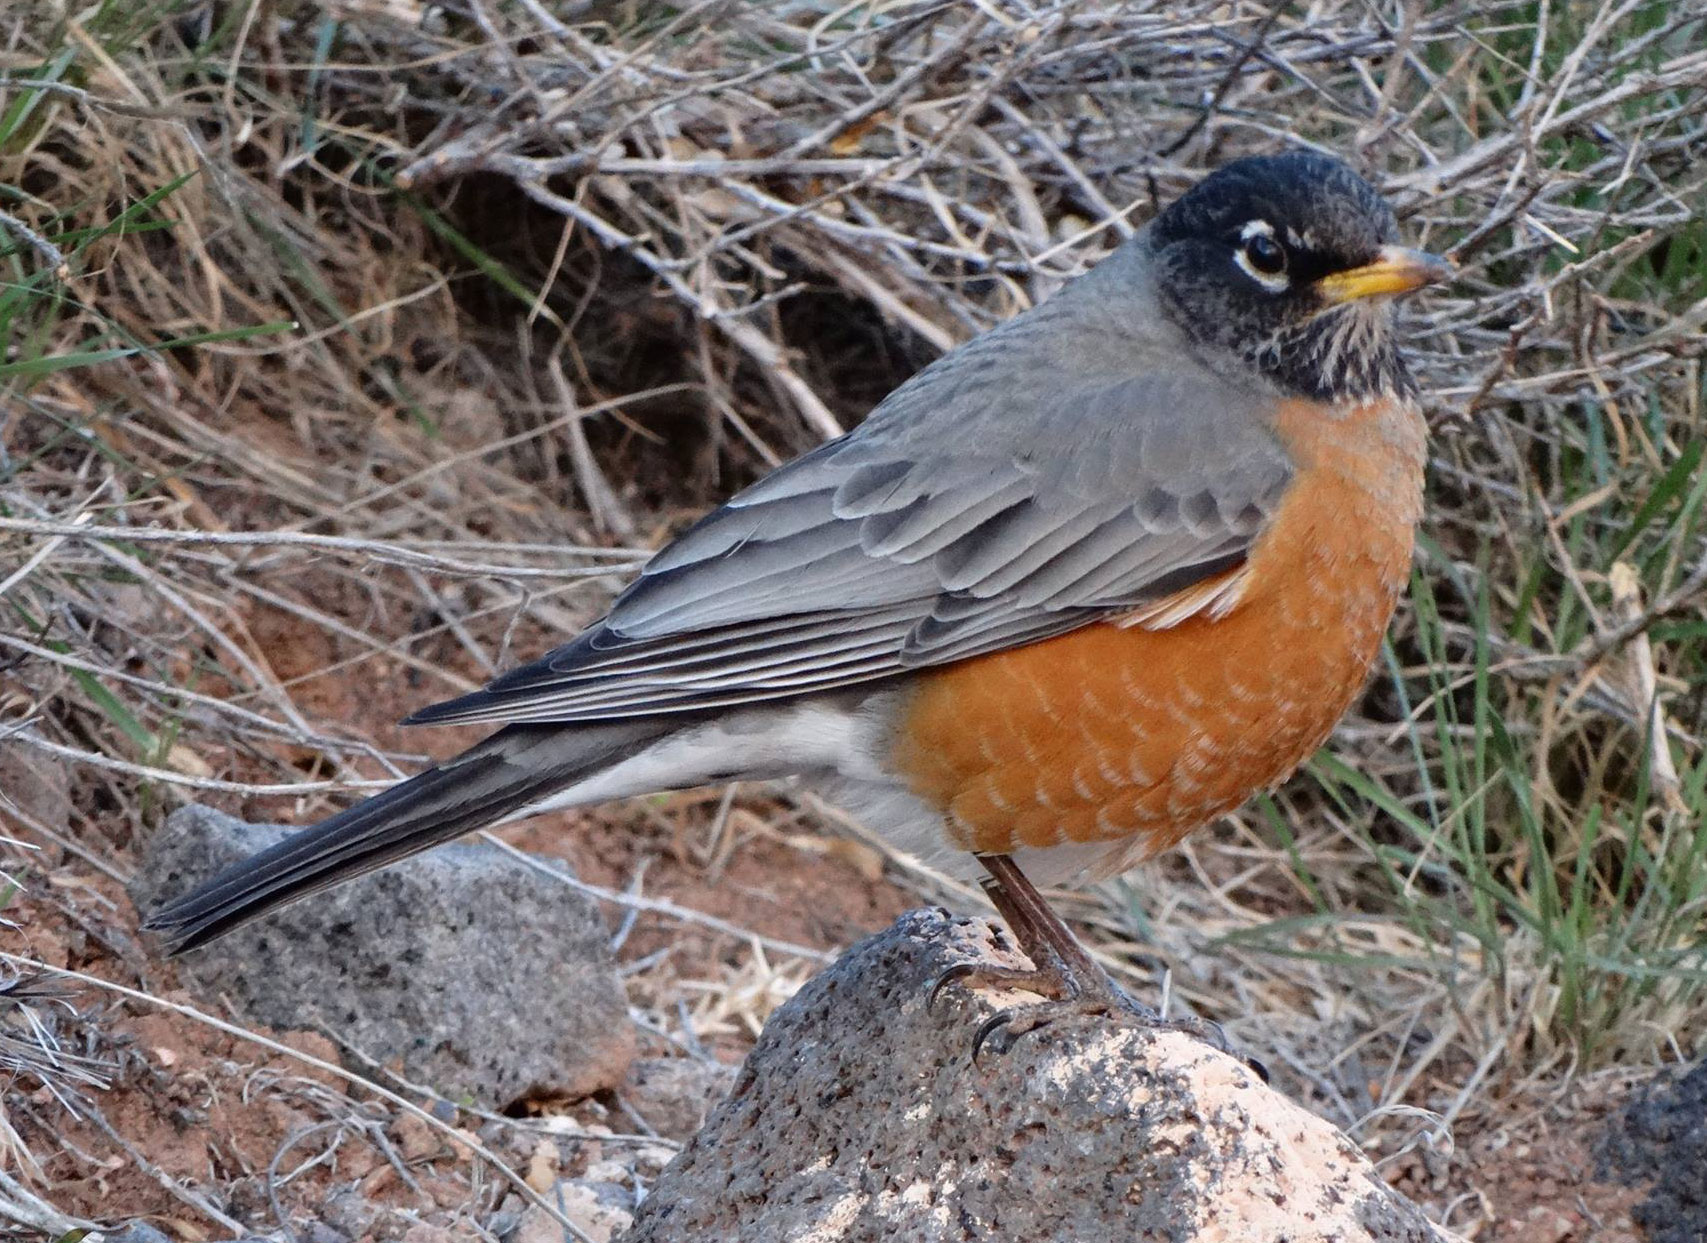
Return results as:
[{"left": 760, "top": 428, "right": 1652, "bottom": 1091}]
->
[{"left": 501, "top": 691, "right": 1139, "bottom": 888}]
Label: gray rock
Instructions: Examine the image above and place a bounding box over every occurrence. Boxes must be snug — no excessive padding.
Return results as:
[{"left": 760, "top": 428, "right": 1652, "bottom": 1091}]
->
[
  {"left": 95, "top": 1226, "right": 174, "bottom": 1243},
  {"left": 1598, "top": 1058, "right": 1707, "bottom": 1243},
  {"left": 294, "top": 1226, "right": 350, "bottom": 1243},
  {"left": 621, "top": 909, "right": 1446, "bottom": 1243},
  {"left": 513, "top": 1179, "right": 636, "bottom": 1243},
  {"left": 99, "top": 1227, "right": 287, "bottom": 1243},
  {"left": 132, "top": 805, "right": 634, "bottom": 1108},
  {"left": 1, "top": 727, "right": 73, "bottom": 840},
  {"left": 316, "top": 1187, "right": 379, "bottom": 1240},
  {"left": 621, "top": 1056, "right": 738, "bottom": 1140}
]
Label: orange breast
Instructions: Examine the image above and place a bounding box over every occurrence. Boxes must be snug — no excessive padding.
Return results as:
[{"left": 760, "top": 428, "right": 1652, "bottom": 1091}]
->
[{"left": 890, "top": 397, "right": 1426, "bottom": 864}]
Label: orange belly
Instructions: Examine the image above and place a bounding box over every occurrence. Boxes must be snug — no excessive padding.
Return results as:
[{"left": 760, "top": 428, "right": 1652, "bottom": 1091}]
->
[{"left": 890, "top": 398, "right": 1424, "bottom": 865}]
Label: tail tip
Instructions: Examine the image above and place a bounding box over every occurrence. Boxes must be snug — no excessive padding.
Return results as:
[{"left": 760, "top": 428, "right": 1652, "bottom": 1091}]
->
[
  {"left": 138, "top": 898, "right": 216, "bottom": 956},
  {"left": 400, "top": 695, "right": 470, "bottom": 727}
]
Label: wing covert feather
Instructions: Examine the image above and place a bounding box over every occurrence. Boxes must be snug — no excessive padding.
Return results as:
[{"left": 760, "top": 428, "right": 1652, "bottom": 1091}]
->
[{"left": 409, "top": 288, "right": 1295, "bottom": 727}]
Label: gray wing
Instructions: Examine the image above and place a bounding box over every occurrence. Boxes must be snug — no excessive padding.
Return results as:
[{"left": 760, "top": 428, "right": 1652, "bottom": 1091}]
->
[
  {"left": 411, "top": 390, "right": 1292, "bottom": 725},
  {"left": 411, "top": 305, "right": 1294, "bottom": 727}
]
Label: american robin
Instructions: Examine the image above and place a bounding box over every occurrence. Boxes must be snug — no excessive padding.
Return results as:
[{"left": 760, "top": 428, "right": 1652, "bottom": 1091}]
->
[{"left": 147, "top": 151, "right": 1451, "bottom": 1049}]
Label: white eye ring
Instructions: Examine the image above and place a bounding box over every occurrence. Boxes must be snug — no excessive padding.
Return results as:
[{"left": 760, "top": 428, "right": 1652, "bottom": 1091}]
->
[{"left": 1234, "top": 220, "right": 1291, "bottom": 293}]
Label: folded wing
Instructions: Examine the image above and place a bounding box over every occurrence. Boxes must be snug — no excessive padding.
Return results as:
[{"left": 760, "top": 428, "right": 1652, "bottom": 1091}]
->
[{"left": 410, "top": 360, "right": 1293, "bottom": 726}]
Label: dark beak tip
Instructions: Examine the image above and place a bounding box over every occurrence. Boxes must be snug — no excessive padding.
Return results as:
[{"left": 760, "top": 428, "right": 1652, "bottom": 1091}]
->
[{"left": 1388, "top": 245, "right": 1454, "bottom": 284}]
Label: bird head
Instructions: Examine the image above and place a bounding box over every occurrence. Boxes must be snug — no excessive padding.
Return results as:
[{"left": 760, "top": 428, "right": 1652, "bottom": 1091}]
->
[{"left": 1147, "top": 151, "right": 1452, "bottom": 402}]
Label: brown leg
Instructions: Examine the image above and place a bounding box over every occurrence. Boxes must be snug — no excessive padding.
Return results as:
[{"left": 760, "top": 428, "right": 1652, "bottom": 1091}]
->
[
  {"left": 979, "top": 854, "right": 1123, "bottom": 992},
  {"left": 928, "top": 861, "right": 1084, "bottom": 1011},
  {"left": 933, "top": 854, "right": 1251, "bottom": 1069}
]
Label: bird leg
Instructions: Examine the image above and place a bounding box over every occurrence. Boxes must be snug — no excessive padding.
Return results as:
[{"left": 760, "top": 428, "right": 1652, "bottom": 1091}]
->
[{"left": 934, "top": 853, "right": 1247, "bottom": 1067}]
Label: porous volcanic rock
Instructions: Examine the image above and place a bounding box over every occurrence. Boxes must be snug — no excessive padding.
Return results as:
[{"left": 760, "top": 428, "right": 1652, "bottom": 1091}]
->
[
  {"left": 133, "top": 804, "right": 633, "bottom": 1108},
  {"left": 621, "top": 908, "right": 1447, "bottom": 1242}
]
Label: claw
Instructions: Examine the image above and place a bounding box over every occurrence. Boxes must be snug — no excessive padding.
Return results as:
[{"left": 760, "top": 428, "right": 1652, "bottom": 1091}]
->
[
  {"left": 969, "top": 996, "right": 1074, "bottom": 1062},
  {"left": 1146, "top": 1014, "right": 1268, "bottom": 1081},
  {"left": 1165, "top": 1013, "right": 1231, "bottom": 1054},
  {"left": 928, "top": 962, "right": 983, "bottom": 1011},
  {"left": 971, "top": 1010, "right": 1015, "bottom": 1063}
]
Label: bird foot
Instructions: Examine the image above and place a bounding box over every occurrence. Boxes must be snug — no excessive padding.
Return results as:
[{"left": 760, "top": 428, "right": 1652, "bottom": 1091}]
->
[
  {"left": 927, "top": 959, "right": 1073, "bottom": 1009},
  {"left": 938, "top": 857, "right": 1267, "bottom": 1078},
  {"left": 929, "top": 956, "right": 1265, "bottom": 1079}
]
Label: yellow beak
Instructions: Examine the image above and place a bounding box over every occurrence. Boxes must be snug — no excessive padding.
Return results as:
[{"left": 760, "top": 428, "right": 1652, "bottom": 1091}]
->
[{"left": 1315, "top": 245, "right": 1454, "bottom": 304}]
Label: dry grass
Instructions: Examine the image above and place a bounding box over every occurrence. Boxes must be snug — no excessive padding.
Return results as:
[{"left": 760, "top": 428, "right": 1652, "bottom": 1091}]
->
[{"left": 3, "top": 0, "right": 1706, "bottom": 1237}]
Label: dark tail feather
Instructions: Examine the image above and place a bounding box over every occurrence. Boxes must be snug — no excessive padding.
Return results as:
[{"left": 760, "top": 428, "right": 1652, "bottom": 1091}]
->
[{"left": 143, "top": 720, "right": 671, "bottom": 953}]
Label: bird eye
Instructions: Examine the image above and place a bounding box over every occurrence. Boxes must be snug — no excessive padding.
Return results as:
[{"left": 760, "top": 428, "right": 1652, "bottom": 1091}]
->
[{"left": 1242, "top": 233, "right": 1286, "bottom": 277}]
